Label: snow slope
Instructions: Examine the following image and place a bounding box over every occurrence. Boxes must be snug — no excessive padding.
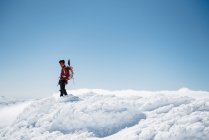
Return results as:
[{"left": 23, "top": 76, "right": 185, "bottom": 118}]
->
[
  {"left": 1, "top": 88, "right": 209, "bottom": 140},
  {"left": 0, "top": 101, "right": 32, "bottom": 128}
]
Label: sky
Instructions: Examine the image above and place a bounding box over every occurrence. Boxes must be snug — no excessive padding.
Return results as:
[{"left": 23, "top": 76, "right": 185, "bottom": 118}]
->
[{"left": 0, "top": 0, "right": 209, "bottom": 99}]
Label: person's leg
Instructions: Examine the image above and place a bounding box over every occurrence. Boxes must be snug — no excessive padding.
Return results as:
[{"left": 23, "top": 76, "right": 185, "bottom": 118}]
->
[
  {"left": 60, "top": 80, "right": 65, "bottom": 97},
  {"left": 63, "top": 80, "right": 68, "bottom": 96},
  {"left": 60, "top": 80, "right": 68, "bottom": 96}
]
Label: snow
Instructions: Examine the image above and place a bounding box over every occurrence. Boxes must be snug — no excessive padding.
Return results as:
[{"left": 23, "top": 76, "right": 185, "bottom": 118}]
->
[
  {"left": 0, "top": 101, "right": 32, "bottom": 128},
  {"left": 1, "top": 89, "right": 209, "bottom": 140}
]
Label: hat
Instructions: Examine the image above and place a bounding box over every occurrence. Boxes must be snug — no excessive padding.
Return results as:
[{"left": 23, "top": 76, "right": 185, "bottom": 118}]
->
[{"left": 59, "top": 60, "right": 65, "bottom": 64}]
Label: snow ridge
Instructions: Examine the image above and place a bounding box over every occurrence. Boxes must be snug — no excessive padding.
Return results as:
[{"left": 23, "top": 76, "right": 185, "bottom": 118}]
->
[{"left": 1, "top": 89, "right": 209, "bottom": 140}]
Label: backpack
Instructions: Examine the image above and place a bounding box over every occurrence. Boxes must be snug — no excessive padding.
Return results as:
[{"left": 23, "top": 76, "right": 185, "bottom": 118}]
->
[
  {"left": 60, "top": 59, "right": 74, "bottom": 81},
  {"left": 67, "top": 66, "right": 74, "bottom": 80}
]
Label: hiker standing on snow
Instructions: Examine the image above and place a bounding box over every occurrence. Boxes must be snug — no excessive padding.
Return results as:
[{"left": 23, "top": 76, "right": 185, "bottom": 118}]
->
[{"left": 58, "top": 60, "right": 73, "bottom": 97}]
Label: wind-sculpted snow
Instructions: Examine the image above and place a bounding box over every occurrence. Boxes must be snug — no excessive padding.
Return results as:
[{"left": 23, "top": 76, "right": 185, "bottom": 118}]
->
[
  {"left": 0, "top": 96, "right": 31, "bottom": 128},
  {"left": 1, "top": 89, "right": 209, "bottom": 140}
]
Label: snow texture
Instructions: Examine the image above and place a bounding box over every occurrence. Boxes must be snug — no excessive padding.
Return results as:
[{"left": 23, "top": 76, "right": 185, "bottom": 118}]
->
[
  {"left": 0, "top": 101, "right": 32, "bottom": 128},
  {"left": 1, "top": 88, "right": 209, "bottom": 140}
]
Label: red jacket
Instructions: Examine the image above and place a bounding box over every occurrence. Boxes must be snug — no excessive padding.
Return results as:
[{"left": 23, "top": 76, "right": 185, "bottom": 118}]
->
[{"left": 60, "top": 66, "right": 72, "bottom": 81}]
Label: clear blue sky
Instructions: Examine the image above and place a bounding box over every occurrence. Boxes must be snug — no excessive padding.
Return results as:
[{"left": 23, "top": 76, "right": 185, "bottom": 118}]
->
[{"left": 1, "top": 0, "right": 209, "bottom": 98}]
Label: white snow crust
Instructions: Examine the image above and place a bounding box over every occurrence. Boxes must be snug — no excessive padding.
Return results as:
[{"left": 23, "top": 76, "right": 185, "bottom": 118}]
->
[{"left": 1, "top": 88, "right": 209, "bottom": 140}]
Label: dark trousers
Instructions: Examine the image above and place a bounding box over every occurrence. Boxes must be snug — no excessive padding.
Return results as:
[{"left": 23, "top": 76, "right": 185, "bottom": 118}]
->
[{"left": 59, "top": 80, "right": 68, "bottom": 97}]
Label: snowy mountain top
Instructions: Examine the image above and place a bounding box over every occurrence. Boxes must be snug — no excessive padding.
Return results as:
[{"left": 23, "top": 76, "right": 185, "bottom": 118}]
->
[
  {"left": 1, "top": 88, "right": 209, "bottom": 140},
  {"left": 69, "top": 88, "right": 209, "bottom": 99}
]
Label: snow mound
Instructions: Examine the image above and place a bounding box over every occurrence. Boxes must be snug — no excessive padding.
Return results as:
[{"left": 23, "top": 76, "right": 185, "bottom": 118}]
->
[
  {"left": 58, "top": 94, "right": 80, "bottom": 102},
  {"left": 1, "top": 89, "right": 209, "bottom": 140},
  {"left": 0, "top": 101, "right": 32, "bottom": 128}
]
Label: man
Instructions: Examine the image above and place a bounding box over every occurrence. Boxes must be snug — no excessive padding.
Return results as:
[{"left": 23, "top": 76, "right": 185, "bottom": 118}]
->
[{"left": 59, "top": 60, "right": 72, "bottom": 97}]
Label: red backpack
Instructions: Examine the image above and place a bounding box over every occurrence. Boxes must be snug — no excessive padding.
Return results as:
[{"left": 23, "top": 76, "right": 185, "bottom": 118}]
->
[{"left": 65, "top": 66, "right": 74, "bottom": 80}]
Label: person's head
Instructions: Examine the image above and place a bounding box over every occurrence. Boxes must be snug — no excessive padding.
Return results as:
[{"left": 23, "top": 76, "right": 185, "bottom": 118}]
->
[{"left": 59, "top": 60, "right": 65, "bottom": 67}]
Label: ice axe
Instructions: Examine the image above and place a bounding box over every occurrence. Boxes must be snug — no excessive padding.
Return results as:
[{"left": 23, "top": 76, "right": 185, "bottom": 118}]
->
[{"left": 68, "top": 59, "right": 71, "bottom": 67}]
